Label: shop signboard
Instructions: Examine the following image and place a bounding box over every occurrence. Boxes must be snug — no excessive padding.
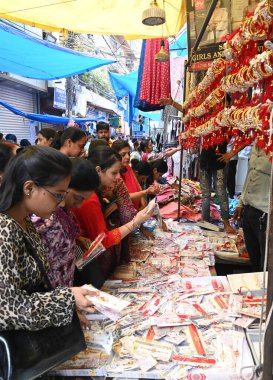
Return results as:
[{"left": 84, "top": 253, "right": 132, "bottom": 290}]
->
[
  {"left": 134, "top": 131, "right": 144, "bottom": 138},
  {"left": 189, "top": 38, "right": 264, "bottom": 72},
  {"left": 189, "top": 42, "right": 225, "bottom": 71},
  {"left": 53, "top": 87, "right": 66, "bottom": 110},
  {"left": 133, "top": 124, "right": 140, "bottom": 132}
]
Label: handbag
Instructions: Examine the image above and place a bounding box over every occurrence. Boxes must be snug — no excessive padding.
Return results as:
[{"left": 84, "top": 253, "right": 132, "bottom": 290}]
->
[{"left": 0, "top": 236, "right": 86, "bottom": 380}]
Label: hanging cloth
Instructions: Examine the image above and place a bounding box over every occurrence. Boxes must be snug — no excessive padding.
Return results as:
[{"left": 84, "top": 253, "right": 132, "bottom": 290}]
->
[{"left": 134, "top": 38, "right": 171, "bottom": 112}]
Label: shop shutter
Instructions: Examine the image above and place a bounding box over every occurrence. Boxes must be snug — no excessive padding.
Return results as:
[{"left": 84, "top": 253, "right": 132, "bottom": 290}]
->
[{"left": 0, "top": 84, "right": 36, "bottom": 142}]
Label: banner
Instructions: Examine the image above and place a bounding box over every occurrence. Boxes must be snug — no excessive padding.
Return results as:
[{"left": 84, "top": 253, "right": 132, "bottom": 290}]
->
[{"left": 53, "top": 87, "right": 66, "bottom": 110}]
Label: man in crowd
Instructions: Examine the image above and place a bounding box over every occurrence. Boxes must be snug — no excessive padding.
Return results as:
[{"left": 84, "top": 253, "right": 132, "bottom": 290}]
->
[
  {"left": 233, "top": 143, "right": 271, "bottom": 271},
  {"left": 96, "top": 121, "right": 113, "bottom": 146},
  {"left": 5, "top": 133, "right": 17, "bottom": 144},
  {"left": 159, "top": 96, "right": 233, "bottom": 233}
]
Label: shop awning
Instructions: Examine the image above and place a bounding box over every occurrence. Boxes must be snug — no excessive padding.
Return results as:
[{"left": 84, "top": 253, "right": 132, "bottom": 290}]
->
[
  {"left": 0, "top": 1, "right": 185, "bottom": 39},
  {"left": 0, "top": 100, "right": 104, "bottom": 124},
  {"left": 0, "top": 21, "right": 115, "bottom": 80}
]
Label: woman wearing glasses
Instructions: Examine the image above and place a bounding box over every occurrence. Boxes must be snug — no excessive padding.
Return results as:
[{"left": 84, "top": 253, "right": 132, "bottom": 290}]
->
[
  {"left": 32, "top": 158, "right": 100, "bottom": 289},
  {"left": 0, "top": 146, "right": 97, "bottom": 331}
]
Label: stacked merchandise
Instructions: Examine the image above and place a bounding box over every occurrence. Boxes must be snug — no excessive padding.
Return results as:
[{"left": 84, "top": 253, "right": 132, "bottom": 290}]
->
[
  {"left": 51, "top": 223, "right": 261, "bottom": 379},
  {"left": 156, "top": 180, "right": 221, "bottom": 222}
]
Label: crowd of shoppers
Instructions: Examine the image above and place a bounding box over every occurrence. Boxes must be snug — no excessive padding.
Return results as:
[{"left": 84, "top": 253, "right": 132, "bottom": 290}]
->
[
  {"left": 0, "top": 116, "right": 270, "bottom": 377},
  {"left": 0, "top": 123, "right": 169, "bottom": 337}
]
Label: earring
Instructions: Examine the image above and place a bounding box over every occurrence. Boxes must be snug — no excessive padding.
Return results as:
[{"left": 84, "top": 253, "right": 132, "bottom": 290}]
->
[{"left": 25, "top": 192, "right": 31, "bottom": 197}]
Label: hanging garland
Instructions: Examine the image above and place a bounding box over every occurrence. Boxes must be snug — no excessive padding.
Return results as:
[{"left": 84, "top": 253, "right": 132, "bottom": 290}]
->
[{"left": 182, "top": 0, "right": 273, "bottom": 157}]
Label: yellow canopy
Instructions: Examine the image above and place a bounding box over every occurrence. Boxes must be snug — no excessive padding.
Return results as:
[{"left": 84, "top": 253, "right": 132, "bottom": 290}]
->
[{"left": 0, "top": 0, "right": 186, "bottom": 39}]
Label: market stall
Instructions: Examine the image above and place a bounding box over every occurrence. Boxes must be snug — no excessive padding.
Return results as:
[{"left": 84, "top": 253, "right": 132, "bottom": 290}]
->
[
  {"left": 0, "top": 0, "right": 272, "bottom": 378},
  {"left": 50, "top": 221, "right": 262, "bottom": 379}
]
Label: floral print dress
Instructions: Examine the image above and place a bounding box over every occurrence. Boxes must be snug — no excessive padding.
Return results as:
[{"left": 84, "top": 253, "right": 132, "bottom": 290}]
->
[{"left": 32, "top": 207, "right": 80, "bottom": 288}]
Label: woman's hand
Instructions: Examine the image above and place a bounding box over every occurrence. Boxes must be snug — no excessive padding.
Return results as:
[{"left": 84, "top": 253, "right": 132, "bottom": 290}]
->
[
  {"left": 134, "top": 205, "right": 155, "bottom": 225},
  {"left": 159, "top": 97, "right": 173, "bottom": 106},
  {"left": 146, "top": 184, "right": 160, "bottom": 195},
  {"left": 71, "top": 287, "right": 99, "bottom": 314},
  {"left": 166, "top": 147, "right": 180, "bottom": 158},
  {"left": 217, "top": 151, "right": 236, "bottom": 163}
]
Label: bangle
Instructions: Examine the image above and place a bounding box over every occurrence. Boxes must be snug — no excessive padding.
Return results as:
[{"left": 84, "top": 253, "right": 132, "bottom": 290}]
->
[
  {"left": 124, "top": 223, "right": 133, "bottom": 233},
  {"left": 132, "top": 217, "right": 140, "bottom": 230}
]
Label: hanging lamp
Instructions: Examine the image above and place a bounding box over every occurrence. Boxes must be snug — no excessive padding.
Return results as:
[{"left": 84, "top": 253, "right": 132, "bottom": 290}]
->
[
  {"left": 142, "top": 0, "right": 166, "bottom": 26},
  {"left": 155, "top": 40, "right": 169, "bottom": 62}
]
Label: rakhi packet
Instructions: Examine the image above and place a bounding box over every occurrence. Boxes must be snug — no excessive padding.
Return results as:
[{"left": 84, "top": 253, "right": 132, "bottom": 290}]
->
[
  {"left": 105, "top": 357, "right": 139, "bottom": 372},
  {"left": 185, "top": 324, "right": 207, "bottom": 356},
  {"left": 226, "top": 294, "right": 243, "bottom": 317},
  {"left": 120, "top": 336, "right": 158, "bottom": 372},
  {"left": 163, "top": 364, "right": 190, "bottom": 380},
  {"left": 133, "top": 337, "right": 174, "bottom": 362},
  {"left": 233, "top": 316, "right": 256, "bottom": 328},
  {"left": 154, "top": 312, "right": 191, "bottom": 327},
  {"left": 76, "top": 233, "right": 106, "bottom": 270},
  {"left": 163, "top": 327, "right": 187, "bottom": 345},
  {"left": 83, "top": 284, "right": 130, "bottom": 321},
  {"left": 172, "top": 355, "right": 216, "bottom": 367},
  {"left": 139, "top": 293, "right": 166, "bottom": 316}
]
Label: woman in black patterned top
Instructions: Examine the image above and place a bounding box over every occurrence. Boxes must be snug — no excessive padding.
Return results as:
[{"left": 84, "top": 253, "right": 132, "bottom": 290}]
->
[{"left": 0, "top": 146, "right": 97, "bottom": 331}]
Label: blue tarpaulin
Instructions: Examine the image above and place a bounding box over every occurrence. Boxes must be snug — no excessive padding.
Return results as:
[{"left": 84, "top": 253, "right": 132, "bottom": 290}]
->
[
  {"left": 108, "top": 70, "right": 138, "bottom": 126},
  {"left": 108, "top": 70, "right": 138, "bottom": 99},
  {"left": 0, "top": 100, "right": 104, "bottom": 124},
  {"left": 0, "top": 21, "right": 115, "bottom": 79},
  {"left": 169, "top": 27, "right": 187, "bottom": 57},
  {"left": 109, "top": 70, "right": 162, "bottom": 125}
]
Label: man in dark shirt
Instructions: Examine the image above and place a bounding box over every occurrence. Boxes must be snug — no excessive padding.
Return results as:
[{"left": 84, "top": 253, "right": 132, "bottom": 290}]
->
[
  {"left": 159, "top": 97, "right": 233, "bottom": 232},
  {"left": 200, "top": 143, "right": 233, "bottom": 232}
]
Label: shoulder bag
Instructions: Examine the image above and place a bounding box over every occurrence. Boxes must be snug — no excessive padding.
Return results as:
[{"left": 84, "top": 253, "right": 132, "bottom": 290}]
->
[{"left": 0, "top": 236, "right": 86, "bottom": 380}]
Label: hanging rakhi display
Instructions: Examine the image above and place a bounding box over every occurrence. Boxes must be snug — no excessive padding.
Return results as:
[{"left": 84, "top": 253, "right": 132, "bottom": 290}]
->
[
  {"left": 182, "top": 0, "right": 273, "bottom": 157},
  {"left": 225, "top": 0, "right": 272, "bottom": 59},
  {"left": 183, "top": 58, "right": 227, "bottom": 111},
  {"left": 182, "top": 102, "right": 273, "bottom": 156},
  {"left": 184, "top": 43, "right": 273, "bottom": 123}
]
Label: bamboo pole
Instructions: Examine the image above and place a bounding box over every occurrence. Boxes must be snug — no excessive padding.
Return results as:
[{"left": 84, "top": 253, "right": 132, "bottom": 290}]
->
[{"left": 177, "top": 60, "right": 188, "bottom": 220}]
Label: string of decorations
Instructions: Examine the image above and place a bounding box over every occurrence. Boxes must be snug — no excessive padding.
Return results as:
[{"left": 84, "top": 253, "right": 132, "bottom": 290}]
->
[{"left": 182, "top": 0, "right": 273, "bottom": 157}]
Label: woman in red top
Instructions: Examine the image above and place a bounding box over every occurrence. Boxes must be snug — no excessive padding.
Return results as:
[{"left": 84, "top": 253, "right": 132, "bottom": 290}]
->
[
  {"left": 72, "top": 146, "right": 153, "bottom": 287},
  {"left": 140, "top": 138, "right": 153, "bottom": 161},
  {"left": 112, "top": 140, "right": 159, "bottom": 210}
]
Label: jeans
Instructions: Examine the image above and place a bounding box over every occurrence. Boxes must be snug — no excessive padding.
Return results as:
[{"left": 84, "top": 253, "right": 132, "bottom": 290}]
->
[
  {"left": 200, "top": 168, "right": 229, "bottom": 221},
  {"left": 243, "top": 205, "right": 267, "bottom": 272}
]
